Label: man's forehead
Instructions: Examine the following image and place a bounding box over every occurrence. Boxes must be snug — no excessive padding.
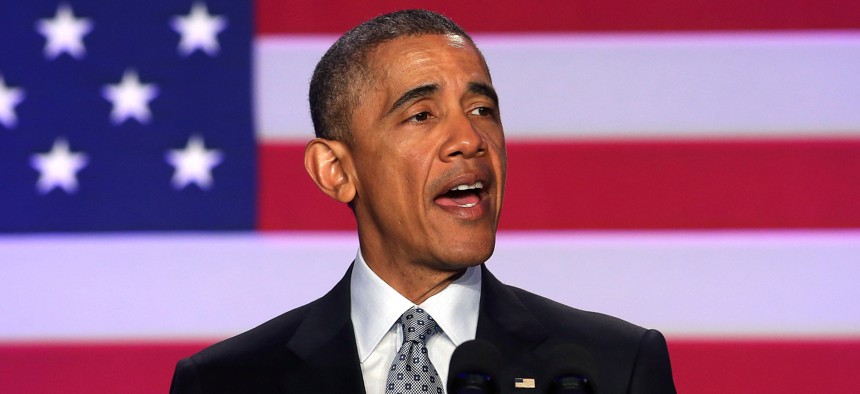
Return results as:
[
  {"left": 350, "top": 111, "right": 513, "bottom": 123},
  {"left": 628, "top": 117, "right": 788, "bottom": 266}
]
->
[
  {"left": 371, "top": 35, "right": 486, "bottom": 70},
  {"left": 443, "top": 33, "right": 468, "bottom": 48},
  {"left": 367, "top": 34, "right": 491, "bottom": 89},
  {"left": 375, "top": 33, "right": 469, "bottom": 51}
]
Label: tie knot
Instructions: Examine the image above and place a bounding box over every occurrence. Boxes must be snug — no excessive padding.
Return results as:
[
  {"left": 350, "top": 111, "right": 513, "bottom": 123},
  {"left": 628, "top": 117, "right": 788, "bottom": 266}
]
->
[{"left": 398, "top": 307, "right": 439, "bottom": 344}]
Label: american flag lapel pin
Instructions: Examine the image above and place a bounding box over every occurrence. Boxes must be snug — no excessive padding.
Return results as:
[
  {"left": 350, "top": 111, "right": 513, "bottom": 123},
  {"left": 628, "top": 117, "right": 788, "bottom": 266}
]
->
[{"left": 514, "top": 377, "right": 536, "bottom": 389}]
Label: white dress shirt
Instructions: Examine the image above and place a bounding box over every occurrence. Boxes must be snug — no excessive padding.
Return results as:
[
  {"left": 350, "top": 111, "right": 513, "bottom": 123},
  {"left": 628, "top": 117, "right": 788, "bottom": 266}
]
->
[{"left": 350, "top": 250, "right": 482, "bottom": 394}]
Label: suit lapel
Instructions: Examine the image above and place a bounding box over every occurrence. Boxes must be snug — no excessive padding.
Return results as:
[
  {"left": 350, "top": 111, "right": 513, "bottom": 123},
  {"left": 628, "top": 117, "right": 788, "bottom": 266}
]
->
[
  {"left": 477, "top": 266, "right": 549, "bottom": 392},
  {"left": 283, "top": 265, "right": 366, "bottom": 394},
  {"left": 477, "top": 266, "right": 548, "bottom": 354}
]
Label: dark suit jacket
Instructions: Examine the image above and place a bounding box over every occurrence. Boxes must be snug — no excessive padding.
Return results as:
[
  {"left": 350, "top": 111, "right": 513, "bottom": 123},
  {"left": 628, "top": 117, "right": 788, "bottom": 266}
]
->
[{"left": 170, "top": 265, "right": 676, "bottom": 393}]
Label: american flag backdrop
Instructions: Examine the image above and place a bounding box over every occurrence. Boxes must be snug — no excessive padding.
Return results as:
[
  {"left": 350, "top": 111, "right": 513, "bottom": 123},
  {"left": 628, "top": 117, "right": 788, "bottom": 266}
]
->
[
  {"left": 0, "top": 1, "right": 255, "bottom": 232},
  {"left": 2, "top": 1, "right": 860, "bottom": 393}
]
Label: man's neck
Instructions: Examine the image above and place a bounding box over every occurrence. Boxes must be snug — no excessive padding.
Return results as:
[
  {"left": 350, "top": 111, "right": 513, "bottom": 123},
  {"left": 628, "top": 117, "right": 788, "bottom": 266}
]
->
[{"left": 360, "top": 252, "right": 467, "bottom": 304}]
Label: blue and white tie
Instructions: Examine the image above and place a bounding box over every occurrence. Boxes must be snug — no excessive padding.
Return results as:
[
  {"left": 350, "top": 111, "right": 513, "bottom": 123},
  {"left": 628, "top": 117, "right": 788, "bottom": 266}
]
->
[{"left": 385, "top": 307, "right": 445, "bottom": 394}]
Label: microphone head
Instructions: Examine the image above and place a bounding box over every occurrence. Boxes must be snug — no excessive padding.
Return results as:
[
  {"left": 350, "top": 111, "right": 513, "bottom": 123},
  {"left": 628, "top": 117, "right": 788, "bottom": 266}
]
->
[
  {"left": 544, "top": 343, "right": 598, "bottom": 394},
  {"left": 447, "top": 339, "right": 502, "bottom": 394}
]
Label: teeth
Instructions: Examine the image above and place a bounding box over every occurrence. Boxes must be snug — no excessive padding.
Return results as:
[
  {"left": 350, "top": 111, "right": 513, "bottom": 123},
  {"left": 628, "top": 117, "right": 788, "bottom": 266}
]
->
[
  {"left": 458, "top": 202, "right": 478, "bottom": 208},
  {"left": 450, "top": 181, "right": 483, "bottom": 191}
]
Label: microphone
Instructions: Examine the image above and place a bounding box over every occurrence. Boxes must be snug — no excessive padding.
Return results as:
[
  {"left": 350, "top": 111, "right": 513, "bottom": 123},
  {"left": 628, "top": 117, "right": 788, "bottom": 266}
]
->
[
  {"left": 544, "top": 344, "right": 597, "bottom": 394},
  {"left": 447, "top": 339, "right": 502, "bottom": 394}
]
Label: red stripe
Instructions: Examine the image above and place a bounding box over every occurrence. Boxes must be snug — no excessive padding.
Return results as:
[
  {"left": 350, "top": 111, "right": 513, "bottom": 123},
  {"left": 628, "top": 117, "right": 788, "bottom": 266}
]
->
[
  {"left": 1, "top": 340, "right": 858, "bottom": 392},
  {"left": 258, "top": 139, "right": 860, "bottom": 230},
  {"left": 0, "top": 342, "right": 212, "bottom": 394},
  {"left": 669, "top": 339, "right": 860, "bottom": 394},
  {"left": 256, "top": 0, "right": 860, "bottom": 34},
  {"left": 257, "top": 144, "right": 356, "bottom": 231}
]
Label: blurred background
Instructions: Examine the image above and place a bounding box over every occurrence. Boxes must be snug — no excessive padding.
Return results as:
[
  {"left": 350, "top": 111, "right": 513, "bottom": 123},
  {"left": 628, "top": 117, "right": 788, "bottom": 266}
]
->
[{"left": 1, "top": 0, "right": 859, "bottom": 392}]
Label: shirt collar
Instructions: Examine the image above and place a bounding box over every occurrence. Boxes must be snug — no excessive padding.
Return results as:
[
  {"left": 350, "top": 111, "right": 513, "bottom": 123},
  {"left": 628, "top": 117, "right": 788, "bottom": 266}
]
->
[{"left": 350, "top": 250, "right": 482, "bottom": 363}]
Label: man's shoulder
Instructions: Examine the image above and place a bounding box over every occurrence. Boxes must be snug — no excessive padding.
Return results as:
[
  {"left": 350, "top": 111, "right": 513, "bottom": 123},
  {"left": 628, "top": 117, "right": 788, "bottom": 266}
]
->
[
  {"left": 187, "top": 267, "right": 353, "bottom": 367},
  {"left": 170, "top": 300, "right": 326, "bottom": 394},
  {"left": 494, "top": 283, "right": 676, "bottom": 393},
  {"left": 170, "top": 268, "right": 362, "bottom": 393},
  {"left": 504, "top": 283, "right": 652, "bottom": 346},
  {"left": 188, "top": 301, "right": 314, "bottom": 366}
]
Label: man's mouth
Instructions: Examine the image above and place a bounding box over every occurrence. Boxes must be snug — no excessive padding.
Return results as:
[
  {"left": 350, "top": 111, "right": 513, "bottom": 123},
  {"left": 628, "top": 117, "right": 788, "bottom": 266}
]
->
[{"left": 435, "top": 181, "right": 484, "bottom": 208}]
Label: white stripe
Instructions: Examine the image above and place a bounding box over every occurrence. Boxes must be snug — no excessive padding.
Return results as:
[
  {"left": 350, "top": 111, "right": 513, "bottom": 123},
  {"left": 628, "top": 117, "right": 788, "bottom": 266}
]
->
[
  {"left": 2, "top": 231, "right": 859, "bottom": 340},
  {"left": 255, "top": 32, "right": 860, "bottom": 142}
]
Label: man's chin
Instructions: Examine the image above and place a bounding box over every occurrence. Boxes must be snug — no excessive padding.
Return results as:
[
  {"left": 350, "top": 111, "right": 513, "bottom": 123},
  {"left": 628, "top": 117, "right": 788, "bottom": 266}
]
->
[{"left": 434, "top": 240, "right": 495, "bottom": 270}]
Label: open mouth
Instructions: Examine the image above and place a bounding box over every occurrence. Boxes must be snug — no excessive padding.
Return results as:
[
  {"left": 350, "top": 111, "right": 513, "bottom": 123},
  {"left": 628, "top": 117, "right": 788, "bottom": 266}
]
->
[{"left": 435, "top": 181, "right": 484, "bottom": 208}]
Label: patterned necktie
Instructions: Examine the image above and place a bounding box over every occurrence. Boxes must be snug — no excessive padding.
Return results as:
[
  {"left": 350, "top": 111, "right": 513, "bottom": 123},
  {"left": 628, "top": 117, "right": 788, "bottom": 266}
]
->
[{"left": 385, "top": 307, "right": 445, "bottom": 394}]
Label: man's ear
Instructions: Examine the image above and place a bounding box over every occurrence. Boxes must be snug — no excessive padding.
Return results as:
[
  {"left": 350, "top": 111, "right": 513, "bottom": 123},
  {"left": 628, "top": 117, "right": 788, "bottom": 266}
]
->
[{"left": 304, "top": 138, "right": 357, "bottom": 203}]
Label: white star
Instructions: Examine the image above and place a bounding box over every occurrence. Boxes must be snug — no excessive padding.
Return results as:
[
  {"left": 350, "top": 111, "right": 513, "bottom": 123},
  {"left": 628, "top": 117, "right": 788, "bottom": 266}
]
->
[
  {"left": 102, "top": 69, "right": 159, "bottom": 125},
  {"left": 171, "top": 2, "right": 228, "bottom": 57},
  {"left": 36, "top": 3, "right": 93, "bottom": 60},
  {"left": 165, "top": 135, "right": 223, "bottom": 190},
  {"left": 30, "top": 137, "right": 89, "bottom": 194},
  {"left": 0, "top": 75, "right": 25, "bottom": 129}
]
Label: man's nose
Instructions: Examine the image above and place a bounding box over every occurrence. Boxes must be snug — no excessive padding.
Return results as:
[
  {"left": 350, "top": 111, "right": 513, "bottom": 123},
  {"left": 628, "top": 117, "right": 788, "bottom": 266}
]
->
[{"left": 439, "top": 112, "right": 487, "bottom": 161}]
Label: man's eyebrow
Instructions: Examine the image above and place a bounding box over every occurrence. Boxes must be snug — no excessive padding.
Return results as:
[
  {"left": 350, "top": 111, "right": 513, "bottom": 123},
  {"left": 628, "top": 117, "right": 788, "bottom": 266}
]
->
[
  {"left": 384, "top": 84, "right": 439, "bottom": 117},
  {"left": 468, "top": 82, "right": 498, "bottom": 107}
]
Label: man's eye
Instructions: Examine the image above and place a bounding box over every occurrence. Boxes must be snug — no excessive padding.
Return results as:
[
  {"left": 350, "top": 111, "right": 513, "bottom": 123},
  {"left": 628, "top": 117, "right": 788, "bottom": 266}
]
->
[
  {"left": 469, "top": 107, "right": 493, "bottom": 117},
  {"left": 409, "top": 111, "right": 430, "bottom": 122}
]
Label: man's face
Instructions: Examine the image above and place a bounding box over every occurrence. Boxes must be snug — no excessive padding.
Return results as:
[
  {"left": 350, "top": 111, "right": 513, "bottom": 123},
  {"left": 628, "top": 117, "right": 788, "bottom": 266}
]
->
[{"left": 348, "top": 34, "right": 506, "bottom": 273}]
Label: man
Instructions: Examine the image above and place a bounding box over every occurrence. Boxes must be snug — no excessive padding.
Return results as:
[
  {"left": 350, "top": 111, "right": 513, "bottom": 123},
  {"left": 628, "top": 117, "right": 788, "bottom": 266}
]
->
[{"left": 171, "top": 9, "right": 675, "bottom": 394}]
